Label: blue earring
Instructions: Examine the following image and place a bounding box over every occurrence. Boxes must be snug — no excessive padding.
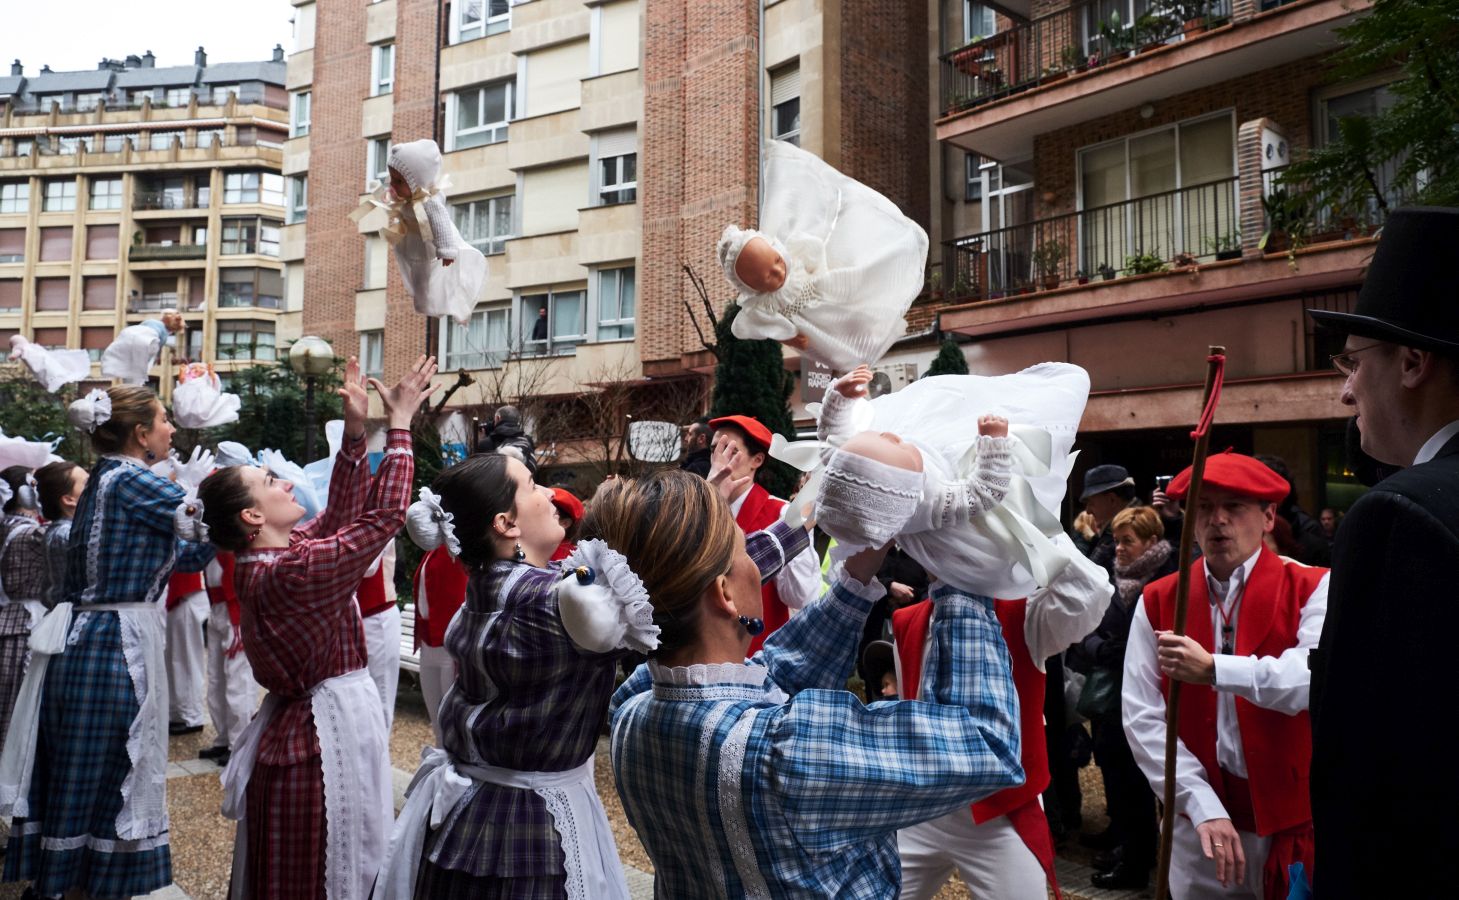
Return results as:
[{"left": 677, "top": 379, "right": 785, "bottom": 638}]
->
[
  {"left": 738, "top": 615, "right": 765, "bottom": 636},
  {"left": 145, "top": 449, "right": 157, "bottom": 461},
  {"left": 514, "top": 542, "right": 526, "bottom": 562}
]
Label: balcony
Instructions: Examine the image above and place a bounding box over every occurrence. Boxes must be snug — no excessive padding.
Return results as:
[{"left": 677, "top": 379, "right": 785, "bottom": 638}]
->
[
  {"left": 130, "top": 243, "right": 207, "bottom": 262},
  {"left": 937, "top": 0, "right": 1366, "bottom": 160},
  {"left": 133, "top": 190, "right": 209, "bottom": 213}
]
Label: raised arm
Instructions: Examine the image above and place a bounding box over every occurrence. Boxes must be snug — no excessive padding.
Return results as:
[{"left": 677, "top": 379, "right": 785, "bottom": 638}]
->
[
  {"left": 1023, "top": 534, "right": 1115, "bottom": 665},
  {"left": 295, "top": 357, "right": 373, "bottom": 541},
  {"left": 424, "top": 194, "right": 459, "bottom": 261}
]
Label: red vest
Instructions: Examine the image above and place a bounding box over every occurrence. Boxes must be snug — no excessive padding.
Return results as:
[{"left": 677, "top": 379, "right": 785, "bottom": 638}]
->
[
  {"left": 413, "top": 546, "right": 469, "bottom": 649},
  {"left": 357, "top": 565, "right": 393, "bottom": 618},
  {"left": 205, "top": 551, "right": 242, "bottom": 628},
  {"left": 166, "top": 570, "right": 204, "bottom": 611},
  {"left": 737, "top": 484, "right": 788, "bottom": 655},
  {"left": 1142, "top": 548, "right": 1327, "bottom": 836},
  {"left": 892, "top": 597, "right": 1050, "bottom": 822}
]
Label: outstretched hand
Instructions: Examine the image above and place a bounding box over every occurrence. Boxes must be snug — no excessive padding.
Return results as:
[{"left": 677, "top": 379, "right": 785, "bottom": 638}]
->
[
  {"left": 707, "top": 441, "right": 751, "bottom": 502},
  {"left": 337, "top": 357, "right": 369, "bottom": 440},
  {"left": 372, "top": 355, "right": 441, "bottom": 430},
  {"left": 835, "top": 365, "right": 873, "bottom": 399}
]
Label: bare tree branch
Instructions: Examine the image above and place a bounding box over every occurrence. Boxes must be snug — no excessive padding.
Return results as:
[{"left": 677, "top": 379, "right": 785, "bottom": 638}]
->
[{"left": 682, "top": 265, "right": 721, "bottom": 358}]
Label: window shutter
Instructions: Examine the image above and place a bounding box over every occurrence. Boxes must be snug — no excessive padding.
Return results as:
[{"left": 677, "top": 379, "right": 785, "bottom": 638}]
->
[
  {"left": 770, "top": 65, "right": 800, "bottom": 107},
  {"left": 597, "top": 128, "right": 637, "bottom": 159}
]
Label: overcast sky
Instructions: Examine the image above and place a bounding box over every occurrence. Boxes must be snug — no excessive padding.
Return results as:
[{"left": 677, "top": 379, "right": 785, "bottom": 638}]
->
[{"left": 3, "top": 0, "right": 297, "bottom": 76}]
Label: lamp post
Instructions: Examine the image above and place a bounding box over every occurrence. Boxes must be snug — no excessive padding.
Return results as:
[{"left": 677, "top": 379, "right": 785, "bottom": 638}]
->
[{"left": 288, "top": 335, "right": 334, "bottom": 461}]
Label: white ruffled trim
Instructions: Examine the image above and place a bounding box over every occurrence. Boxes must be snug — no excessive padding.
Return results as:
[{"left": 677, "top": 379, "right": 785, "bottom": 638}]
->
[
  {"left": 68, "top": 388, "right": 112, "bottom": 433},
  {"left": 406, "top": 487, "right": 461, "bottom": 557},
  {"left": 647, "top": 660, "right": 768, "bottom": 688},
  {"left": 556, "top": 539, "right": 660, "bottom": 654}
]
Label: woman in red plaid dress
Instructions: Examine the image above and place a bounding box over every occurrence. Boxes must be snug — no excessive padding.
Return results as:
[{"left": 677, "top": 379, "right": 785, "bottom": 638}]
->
[{"left": 198, "top": 355, "right": 439, "bottom": 900}]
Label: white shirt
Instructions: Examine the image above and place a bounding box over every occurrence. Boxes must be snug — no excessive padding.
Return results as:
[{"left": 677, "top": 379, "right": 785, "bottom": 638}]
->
[
  {"left": 730, "top": 486, "right": 821, "bottom": 610},
  {"left": 1123, "top": 548, "right": 1329, "bottom": 827},
  {"left": 1414, "top": 419, "right": 1459, "bottom": 466}
]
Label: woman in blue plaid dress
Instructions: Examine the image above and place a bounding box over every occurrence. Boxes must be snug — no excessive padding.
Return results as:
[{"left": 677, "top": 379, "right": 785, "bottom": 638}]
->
[
  {"left": 0, "top": 386, "right": 214, "bottom": 899},
  {"left": 596, "top": 471, "right": 1026, "bottom": 899},
  {"left": 0, "top": 465, "right": 44, "bottom": 749}
]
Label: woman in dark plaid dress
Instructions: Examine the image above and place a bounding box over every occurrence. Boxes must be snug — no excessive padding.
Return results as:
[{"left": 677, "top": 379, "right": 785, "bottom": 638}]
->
[
  {"left": 0, "top": 465, "right": 44, "bottom": 748},
  {"left": 0, "top": 386, "right": 215, "bottom": 899},
  {"left": 198, "top": 355, "right": 437, "bottom": 900},
  {"left": 33, "top": 460, "right": 87, "bottom": 612}
]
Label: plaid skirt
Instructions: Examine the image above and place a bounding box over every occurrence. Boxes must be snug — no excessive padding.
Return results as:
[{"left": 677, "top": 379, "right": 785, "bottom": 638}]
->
[
  {"left": 2, "top": 613, "right": 171, "bottom": 898},
  {"left": 244, "top": 755, "right": 326, "bottom": 899},
  {"left": 414, "top": 858, "right": 567, "bottom": 900},
  {"left": 0, "top": 625, "right": 30, "bottom": 750}
]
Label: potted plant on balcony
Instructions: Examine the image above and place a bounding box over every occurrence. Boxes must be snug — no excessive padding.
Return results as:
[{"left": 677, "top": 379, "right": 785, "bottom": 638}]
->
[
  {"left": 951, "top": 39, "right": 988, "bottom": 77},
  {"left": 1207, "top": 230, "right": 1242, "bottom": 261},
  {"left": 1124, "top": 250, "right": 1169, "bottom": 275},
  {"left": 1076, "top": 269, "right": 1090, "bottom": 285},
  {"left": 1097, "top": 261, "right": 1118, "bottom": 281},
  {"left": 927, "top": 269, "right": 944, "bottom": 302},
  {"left": 1166, "top": 0, "right": 1207, "bottom": 36},
  {"left": 1032, "top": 240, "right": 1067, "bottom": 290},
  {"left": 1099, "top": 12, "right": 1133, "bottom": 59},
  {"left": 1135, "top": 9, "right": 1179, "bottom": 52},
  {"left": 952, "top": 272, "right": 973, "bottom": 300},
  {"left": 1259, "top": 187, "right": 1310, "bottom": 255}
]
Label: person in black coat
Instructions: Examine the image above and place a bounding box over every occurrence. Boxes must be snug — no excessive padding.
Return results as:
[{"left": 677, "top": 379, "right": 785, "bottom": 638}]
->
[
  {"left": 476, "top": 404, "right": 537, "bottom": 471},
  {"left": 1307, "top": 206, "right": 1459, "bottom": 898},
  {"left": 678, "top": 419, "right": 712, "bottom": 478}
]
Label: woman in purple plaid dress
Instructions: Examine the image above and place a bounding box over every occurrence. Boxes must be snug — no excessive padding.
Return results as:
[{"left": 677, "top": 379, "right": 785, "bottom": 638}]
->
[
  {"left": 0, "top": 465, "right": 44, "bottom": 748},
  {"left": 1, "top": 386, "right": 215, "bottom": 899}
]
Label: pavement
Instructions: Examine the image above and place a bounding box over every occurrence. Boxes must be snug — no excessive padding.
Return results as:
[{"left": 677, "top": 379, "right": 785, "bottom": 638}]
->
[{"left": 0, "top": 681, "right": 1150, "bottom": 900}]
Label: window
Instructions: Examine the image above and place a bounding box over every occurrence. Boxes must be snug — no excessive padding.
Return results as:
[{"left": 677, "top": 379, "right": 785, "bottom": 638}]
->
[
  {"left": 443, "top": 305, "right": 509, "bottom": 370},
  {"left": 211, "top": 85, "right": 240, "bottom": 105},
  {"left": 595, "top": 129, "right": 637, "bottom": 205},
  {"left": 14, "top": 139, "right": 33, "bottom": 157},
  {"left": 521, "top": 290, "right": 587, "bottom": 356},
  {"left": 195, "top": 129, "right": 223, "bottom": 148},
  {"left": 164, "top": 88, "right": 193, "bottom": 107},
  {"left": 102, "top": 133, "right": 136, "bottom": 153},
  {"left": 39, "top": 227, "right": 72, "bottom": 262},
  {"left": 596, "top": 267, "right": 635, "bottom": 340},
  {"left": 452, "top": 194, "right": 513, "bottom": 255},
  {"left": 139, "top": 276, "right": 178, "bottom": 311},
  {"left": 219, "top": 268, "right": 283, "bottom": 309},
  {"left": 363, "top": 236, "right": 388, "bottom": 289},
  {"left": 56, "top": 136, "right": 86, "bottom": 156},
  {"left": 287, "top": 176, "right": 308, "bottom": 224},
  {"left": 150, "top": 131, "right": 182, "bottom": 151},
  {"left": 770, "top": 64, "right": 801, "bottom": 146},
  {"left": 90, "top": 177, "right": 123, "bottom": 210},
  {"left": 74, "top": 92, "right": 104, "bottom": 112},
  {"left": 0, "top": 280, "right": 20, "bottom": 312},
  {"left": 43, "top": 179, "right": 76, "bottom": 212},
  {"left": 454, "top": 0, "right": 511, "bottom": 43},
  {"left": 224, "top": 171, "right": 285, "bottom": 205},
  {"left": 450, "top": 82, "right": 512, "bottom": 150},
  {"left": 81, "top": 327, "right": 112, "bottom": 361},
  {"left": 963, "top": 1, "right": 997, "bottom": 43},
  {"left": 1316, "top": 82, "right": 1412, "bottom": 219},
  {"left": 33, "top": 328, "right": 69, "bottom": 350},
  {"left": 83, "top": 276, "right": 115, "bottom": 311},
  {"left": 217, "top": 320, "right": 276, "bottom": 362},
  {"left": 0, "top": 181, "right": 27, "bottom": 214},
  {"left": 359, "top": 330, "right": 384, "bottom": 379},
  {"left": 221, "top": 218, "right": 282, "bottom": 256},
  {"left": 372, "top": 44, "right": 395, "bottom": 97},
  {"left": 291, "top": 91, "right": 311, "bottom": 137},
  {"left": 186, "top": 327, "right": 204, "bottom": 361},
  {"left": 35, "top": 278, "right": 70, "bottom": 311},
  {"left": 0, "top": 229, "right": 22, "bottom": 263},
  {"left": 85, "top": 225, "right": 119, "bottom": 260},
  {"left": 367, "top": 138, "right": 391, "bottom": 187}
]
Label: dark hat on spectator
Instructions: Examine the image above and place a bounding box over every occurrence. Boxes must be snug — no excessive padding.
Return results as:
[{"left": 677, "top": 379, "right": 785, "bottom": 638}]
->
[
  {"left": 1307, "top": 206, "right": 1459, "bottom": 353},
  {"left": 861, "top": 640, "right": 896, "bottom": 695},
  {"left": 708, "top": 415, "right": 773, "bottom": 453},
  {"left": 1080, "top": 464, "right": 1134, "bottom": 502}
]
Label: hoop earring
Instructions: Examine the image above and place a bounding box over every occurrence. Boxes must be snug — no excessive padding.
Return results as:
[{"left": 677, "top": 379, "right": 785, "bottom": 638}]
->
[
  {"left": 738, "top": 615, "right": 765, "bottom": 637},
  {"left": 514, "top": 541, "right": 526, "bottom": 562},
  {"left": 247, "top": 528, "right": 260, "bottom": 542}
]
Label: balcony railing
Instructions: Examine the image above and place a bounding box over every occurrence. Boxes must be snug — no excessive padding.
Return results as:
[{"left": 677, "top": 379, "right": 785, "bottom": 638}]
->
[
  {"left": 133, "top": 190, "right": 208, "bottom": 211},
  {"left": 940, "top": 0, "right": 1232, "bottom": 116},
  {"left": 944, "top": 176, "right": 1242, "bottom": 301},
  {"left": 130, "top": 243, "right": 207, "bottom": 262},
  {"left": 130, "top": 293, "right": 179, "bottom": 313},
  {"left": 1259, "top": 164, "right": 1411, "bottom": 252}
]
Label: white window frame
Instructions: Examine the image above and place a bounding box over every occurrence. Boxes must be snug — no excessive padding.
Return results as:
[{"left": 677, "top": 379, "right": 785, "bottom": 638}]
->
[
  {"left": 0, "top": 182, "right": 28, "bottom": 214},
  {"left": 451, "top": 0, "right": 511, "bottom": 44},
  {"left": 769, "top": 64, "right": 801, "bottom": 146},
  {"left": 519, "top": 289, "right": 587, "bottom": 357},
  {"left": 372, "top": 43, "right": 395, "bottom": 97},
  {"left": 452, "top": 193, "right": 514, "bottom": 255},
  {"left": 963, "top": 1, "right": 997, "bottom": 43},
  {"left": 90, "top": 177, "right": 123, "bottom": 211},
  {"left": 164, "top": 87, "right": 193, "bottom": 107},
  {"left": 74, "top": 92, "right": 104, "bottom": 112},
  {"left": 220, "top": 217, "right": 282, "bottom": 256},
  {"left": 447, "top": 81, "right": 513, "bottom": 151},
  {"left": 359, "top": 330, "right": 384, "bottom": 379},
  {"left": 211, "top": 85, "right": 240, "bottom": 105},
  {"left": 291, "top": 91, "right": 311, "bottom": 137},
  {"left": 287, "top": 176, "right": 308, "bottom": 224},
  {"left": 441, "top": 303, "right": 511, "bottom": 370},
  {"left": 216, "top": 319, "right": 277, "bottom": 362},
  {"left": 196, "top": 129, "right": 223, "bottom": 148},
  {"left": 594, "top": 266, "right": 635, "bottom": 341},
  {"left": 43, "top": 179, "right": 76, "bottom": 212},
  {"left": 367, "top": 137, "right": 391, "bottom": 187}
]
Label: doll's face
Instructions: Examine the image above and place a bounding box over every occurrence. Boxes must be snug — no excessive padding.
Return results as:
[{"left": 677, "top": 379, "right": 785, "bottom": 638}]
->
[
  {"left": 734, "top": 237, "right": 788, "bottom": 294},
  {"left": 388, "top": 166, "right": 411, "bottom": 198},
  {"left": 841, "top": 431, "right": 923, "bottom": 473}
]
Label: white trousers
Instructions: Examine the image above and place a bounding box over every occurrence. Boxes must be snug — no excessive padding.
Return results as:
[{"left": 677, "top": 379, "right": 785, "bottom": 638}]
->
[
  {"left": 418, "top": 642, "right": 456, "bottom": 746},
  {"left": 165, "top": 591, "right": 209, "bottom": 726},
  {"left": 205, "top": 602, "right": 259, "bottom": 750},
  {"left": 363, "top": 604, "right": 401, "bottom": 733},
  {"left": 898, "top": 807, "right": 1047, "bottom": 900},
  {"left": 1169, "top": 816, "right": 1271, "bottom": 900}
]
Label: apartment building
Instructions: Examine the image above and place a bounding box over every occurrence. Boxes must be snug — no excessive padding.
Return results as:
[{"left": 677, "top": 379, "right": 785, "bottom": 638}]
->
[
  {"left": 0, "top": 49, "right": 289, "bottom": 394},
  {"left": 927, "top": 0, "right": 1387, "bottom": 511}
]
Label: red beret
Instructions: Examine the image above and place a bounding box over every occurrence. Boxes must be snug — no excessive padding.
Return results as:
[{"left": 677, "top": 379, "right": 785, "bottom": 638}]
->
[
  {"left": 708, "top": 415, "right": 773, "bottom": 452},
  {"left": 1166, "top": 450, "right": 1289, "bottom": 503},
  {"left": 550, "top": 487, "right": 584, "bottom": 522}
]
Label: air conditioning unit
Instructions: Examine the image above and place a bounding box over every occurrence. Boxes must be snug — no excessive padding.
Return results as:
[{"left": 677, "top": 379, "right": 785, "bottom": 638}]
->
[{"left": 869, "top": 361, "right": 918, "bottom": 397}]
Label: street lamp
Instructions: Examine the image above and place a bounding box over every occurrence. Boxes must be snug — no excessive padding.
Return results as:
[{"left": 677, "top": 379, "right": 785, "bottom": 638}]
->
[{"left": 288, "top": 335, "right": 334, "bottom": 461}]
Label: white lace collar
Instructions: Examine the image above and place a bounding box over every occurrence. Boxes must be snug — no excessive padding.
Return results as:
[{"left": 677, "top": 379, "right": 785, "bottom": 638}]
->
[
  {"left": 101, "top": 452, "right": 150, "bottom": 469},
  {"left": 648, "top": 660, "right": 768, "bottom": 688}
]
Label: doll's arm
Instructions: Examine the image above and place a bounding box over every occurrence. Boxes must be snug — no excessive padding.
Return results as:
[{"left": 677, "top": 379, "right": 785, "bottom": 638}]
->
[
  {"left": 817, "top": 368, "right": 870, "bottom": 444},
  {"left": 931, "top": 435, "right": 1013, "bottom": 526},
  {"left": 424, "top": 194, "right": 459, "bottom": 260}
]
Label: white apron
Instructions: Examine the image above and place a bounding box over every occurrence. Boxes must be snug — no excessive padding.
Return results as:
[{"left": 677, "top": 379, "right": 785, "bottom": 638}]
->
[
  {"left": 371, "top": 747, "right": 629, "bottom": 900},
  {"left": 222, "top": 667, "right": 391, "bottom": 900},
  {"left": 0, "top": 601, "right": 170, "bottom": 842}
]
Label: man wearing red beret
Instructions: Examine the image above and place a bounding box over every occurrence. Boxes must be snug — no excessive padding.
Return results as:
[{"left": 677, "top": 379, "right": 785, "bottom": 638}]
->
[
  {"left": 1121, "top": 451, "right": 1329, "bottom": 899},
  {"left": 707, "top": 415, "right": 820, "bottom": 653}
]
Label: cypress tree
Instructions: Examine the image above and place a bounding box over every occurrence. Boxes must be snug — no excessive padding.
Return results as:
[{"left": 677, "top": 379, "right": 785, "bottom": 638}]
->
[
  {"left": 924, "top": 337, "right": 970, "bottom": 377},
  {"left": 708, "top": 303, "right": 798, "bottom": 498}
]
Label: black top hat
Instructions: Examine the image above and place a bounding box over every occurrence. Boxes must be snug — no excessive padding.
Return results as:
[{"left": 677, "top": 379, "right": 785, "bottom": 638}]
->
[
  {"left": 1307, "top": 206, "right": 1459, "bottom": 353},
  {"left": 1080, "top": 464, "right": 1133, "bottom": 502}
]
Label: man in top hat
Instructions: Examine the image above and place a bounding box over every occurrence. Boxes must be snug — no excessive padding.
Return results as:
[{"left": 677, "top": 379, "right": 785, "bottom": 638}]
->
[
  {"left": 1305, "top": 206, "right": 1459, "bottom": 898},
  {"left": 1122, "top": 452, "right": 1328, "bottom": 899},
  {"left": 707, "top": 414, "right": 820, "bottom": 653},
  {"left": 1080, "top": 464, "right": 1139, "bottom": 576}
]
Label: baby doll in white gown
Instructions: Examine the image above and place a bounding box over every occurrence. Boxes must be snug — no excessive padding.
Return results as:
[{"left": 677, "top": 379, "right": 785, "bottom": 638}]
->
[
  {"left": 102, "top": 315, "right": 182, "bottom": 384},
  {"left": 8, "top": 336, "right": 91, "bottom": 393},
  {"left": 775, "top": 361, "right": 1091, "bottom": 599},
  {"left": 718, "top": 140, "right": 929, "bottom": 373},
  {"left": 351, "top": 139, "right": 486, "bottom": 325},
  {"left": 171, "top": 362, "right": 241, "bottom": 429}
]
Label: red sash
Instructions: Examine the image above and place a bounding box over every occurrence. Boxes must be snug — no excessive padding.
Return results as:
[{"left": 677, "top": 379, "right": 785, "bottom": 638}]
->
[
  {"left": 891, "top": 597, "right": 1060, "bottom": 898},
  {"left": 357, "top": 566, "right": 393, "bottom": 618},
  {"left": 413, "top": 546, "right": 469, "bottom": 649},
  {"left": 166, "top": 571, "right": 204, "bottom": 611},
  {"left": 736, "top": 484, "right": 788, "bottom": 655}
]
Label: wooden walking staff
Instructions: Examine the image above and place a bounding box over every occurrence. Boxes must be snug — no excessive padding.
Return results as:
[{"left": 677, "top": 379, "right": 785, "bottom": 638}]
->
[{"left": 1154, "top": 345, "right": 1228, "bottom": 900}]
